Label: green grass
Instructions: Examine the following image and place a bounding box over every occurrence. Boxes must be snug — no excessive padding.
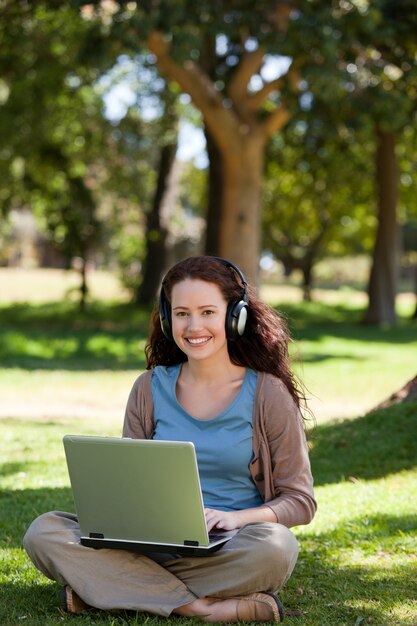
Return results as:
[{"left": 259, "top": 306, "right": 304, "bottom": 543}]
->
[
  {"left": 1, "top": 404, "right": 416, "bottom": 625},
  {"left": 1, "top": 294, "right": 416, "bottom": 625},
  {"left": 1, "top": 298, "right": 416, "bottom": 422},
  {"left": 0, "top": 301, "right": 150, "bottom": 371}
]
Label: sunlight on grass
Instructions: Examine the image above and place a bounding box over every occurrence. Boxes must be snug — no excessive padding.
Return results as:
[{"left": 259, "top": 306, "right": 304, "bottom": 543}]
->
[
  {"left": 0, "top": 369, "right": 138, "bottom": 422},
  {"left": 0, "top": 268, "right": 130, "bottom": 304}
]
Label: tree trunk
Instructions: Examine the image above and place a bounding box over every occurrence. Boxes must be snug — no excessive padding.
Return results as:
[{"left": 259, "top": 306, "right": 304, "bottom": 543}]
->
[
  {"left": 136, "top": 139, "right": 177, "bottom": 305},
  {"left": 200, "top": 35, "right": 222, "bottom": 256},
  {"left": 219, "top": 132, "right": 266, "bottom": 283},
  {"left": 413, "top": 264, "right": 417, "bottom": 320},
  {"left": 363, "top": 129, "right": 399, "bottom": 325},
  {"left": 147, "top": 32, "right": 291, "bottom": 285},
  {"left": 204, "top": 127, "right": 223, "bottom": 256},
  {"left": 79, "top": 256, "right": 88, "bottom": 312},
  {"left": 301, "top": 263, "right": 313, "bottom": 302}
]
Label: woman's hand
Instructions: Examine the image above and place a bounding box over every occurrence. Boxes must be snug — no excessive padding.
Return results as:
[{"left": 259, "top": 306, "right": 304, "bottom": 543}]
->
[
  {"left": 204, "top": 508, "right": 240, "bottom": 532},
  {"left": 204, "top": 505, "right": 277, "bottom": 532}
]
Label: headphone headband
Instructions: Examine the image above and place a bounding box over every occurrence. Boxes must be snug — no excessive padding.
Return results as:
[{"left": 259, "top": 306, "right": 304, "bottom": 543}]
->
[{"left": 210, "top": 257, "right": 248, "bottom": 303}]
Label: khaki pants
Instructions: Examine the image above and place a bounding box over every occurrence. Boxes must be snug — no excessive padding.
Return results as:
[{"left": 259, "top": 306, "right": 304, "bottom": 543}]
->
[{"left": 23, "top": 511, "right": 299, "bottom": 617}]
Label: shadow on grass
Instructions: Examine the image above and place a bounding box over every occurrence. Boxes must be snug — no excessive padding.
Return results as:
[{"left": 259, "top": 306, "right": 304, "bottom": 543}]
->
[
  {"left": 279, "top": 301, "right": 417, "bottom": 347},
  {"left": 298, "top": 351, "right": 366, "bottom": 364},
  {"left": 302, "top": 512, "right": 417, "bottom": 547},
  {"left": 0, "top": 580, "right": 164, "bottom": 626},
  {"left": 0, "top": 581, "right": 62, "bottom": 626},
  {"left": 1, "top": 487, "right": 74, "bottom": 550},
  {"left": 311, "top": 401, "right": 417, "bottom": 485},
  {"left": 0, "top": 329, "right": 147, "bottom": 371},
  {"left": 1, "top": 461, "right": 35, "bottom": 478}
]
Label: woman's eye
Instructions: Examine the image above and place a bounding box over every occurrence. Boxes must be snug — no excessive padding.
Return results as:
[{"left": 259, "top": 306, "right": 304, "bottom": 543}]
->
[{"left": 202, "top": 310, "right": 214, "bottom": 315}]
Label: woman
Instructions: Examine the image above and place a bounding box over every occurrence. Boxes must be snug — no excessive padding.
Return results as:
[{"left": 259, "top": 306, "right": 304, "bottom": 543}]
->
[{"left": 24, "top": 256, "right": 316, "bottom": 623}]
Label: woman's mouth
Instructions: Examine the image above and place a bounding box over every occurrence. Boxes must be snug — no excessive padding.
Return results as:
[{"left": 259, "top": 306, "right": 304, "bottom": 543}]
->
[{"left": 186, "top": 337, "right": 211, "bottom": 345}]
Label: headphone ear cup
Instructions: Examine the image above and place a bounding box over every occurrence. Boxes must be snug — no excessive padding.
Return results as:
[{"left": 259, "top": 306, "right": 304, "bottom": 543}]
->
[
  {"left": 159, "top": 292, "right": 173, "bottom": 341},
  {"left": 226, "top": 300, "right": 248, "bottom": 340}
]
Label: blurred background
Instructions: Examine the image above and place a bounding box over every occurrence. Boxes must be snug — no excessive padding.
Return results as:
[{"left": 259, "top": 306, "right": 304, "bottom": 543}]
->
[
  {"left": 1, "top": 1, "right": 416, "bottom": 314},
  {"left": 0, "top": 0, "right": 416, "bottom": 421}
]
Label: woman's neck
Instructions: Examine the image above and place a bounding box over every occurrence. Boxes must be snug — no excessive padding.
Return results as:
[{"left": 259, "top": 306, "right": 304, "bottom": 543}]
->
[{"left": 181, "top": 358, "right": 245, "bottom": 386}]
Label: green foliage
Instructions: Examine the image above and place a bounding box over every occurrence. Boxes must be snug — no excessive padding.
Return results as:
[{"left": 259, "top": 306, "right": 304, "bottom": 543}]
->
[
  {"left": 0, "top": 1, "right": 119, "bottom": 284},
  {"left": 282, "top": 0, "right": 417, "bottom": 132},
  {"left": 178, "top": 160, "right": 207, "bottom": 217},
  {"left": 261, "top": 0, "right": 417, "bottom": 291},
  {"left": 263, "top": 114, "right": 376, "bottom": 284},
  {"left": 1, "top": 0, "right": 416, "bottom": 303}
]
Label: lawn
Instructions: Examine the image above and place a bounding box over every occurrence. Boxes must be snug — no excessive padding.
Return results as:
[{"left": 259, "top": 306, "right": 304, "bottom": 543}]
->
[{"left": 0, "top": 270, "right": 416, "bottom": 625}]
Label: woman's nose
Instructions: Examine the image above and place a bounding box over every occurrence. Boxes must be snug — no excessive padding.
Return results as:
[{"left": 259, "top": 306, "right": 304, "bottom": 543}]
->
[{"left": 187, "top": 314, "right": 203, "bottom": 330}]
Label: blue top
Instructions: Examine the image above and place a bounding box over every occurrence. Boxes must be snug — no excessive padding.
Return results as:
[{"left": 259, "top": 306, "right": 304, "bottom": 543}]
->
[{"left": 151, "top": 364, "right": 263, "bottom": 511}]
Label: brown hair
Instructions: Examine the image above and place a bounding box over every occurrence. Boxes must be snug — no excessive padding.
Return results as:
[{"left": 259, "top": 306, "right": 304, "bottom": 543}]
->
[{"left": 145, "top": 256, "right": 306, "bottom": 410}]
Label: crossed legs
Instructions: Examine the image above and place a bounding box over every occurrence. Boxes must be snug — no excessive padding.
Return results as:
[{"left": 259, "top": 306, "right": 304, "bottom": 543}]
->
[{"left": 23, "top": 510, "right": 299, "bottom": 619}]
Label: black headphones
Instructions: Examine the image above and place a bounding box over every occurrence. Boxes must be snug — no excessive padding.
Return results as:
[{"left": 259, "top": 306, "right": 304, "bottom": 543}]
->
[{"left": 159, "top": 257, "right": 249, "bottom": 342}]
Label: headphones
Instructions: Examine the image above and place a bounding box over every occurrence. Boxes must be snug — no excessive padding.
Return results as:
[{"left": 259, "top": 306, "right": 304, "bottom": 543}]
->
[{"left": 159, "top": 257, "right": 249, "bottom": 342}]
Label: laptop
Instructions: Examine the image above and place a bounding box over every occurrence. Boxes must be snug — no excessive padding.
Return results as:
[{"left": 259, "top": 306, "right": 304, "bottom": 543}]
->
[{"left": 63, "top": 435, "right": 236, "bottom": 556}]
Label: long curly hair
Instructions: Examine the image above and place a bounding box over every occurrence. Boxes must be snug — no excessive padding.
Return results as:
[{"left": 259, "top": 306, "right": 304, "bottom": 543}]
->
[{"left": 145, "top": 256, "right": 306, "bottom": 410}]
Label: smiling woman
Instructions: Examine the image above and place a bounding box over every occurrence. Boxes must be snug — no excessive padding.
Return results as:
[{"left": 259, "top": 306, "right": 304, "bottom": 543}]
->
[{"left": 23, "top": 255, "right": 316, "bottom": 623}]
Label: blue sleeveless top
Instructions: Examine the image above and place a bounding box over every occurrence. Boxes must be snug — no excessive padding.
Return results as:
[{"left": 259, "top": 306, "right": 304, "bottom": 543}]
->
[{"left": 152, "top": 364, "right": 263, "bottom": 511}]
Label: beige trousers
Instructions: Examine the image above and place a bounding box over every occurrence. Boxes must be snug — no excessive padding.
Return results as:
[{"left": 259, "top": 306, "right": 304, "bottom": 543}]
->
[{"left": 23, "top": 511, "right": 299, "bottom": 617}]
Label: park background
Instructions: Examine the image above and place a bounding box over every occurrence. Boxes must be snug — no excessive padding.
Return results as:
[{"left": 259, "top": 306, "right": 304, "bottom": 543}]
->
[{"left": 0, "top": 1, "right": 416, "bottom": 625}]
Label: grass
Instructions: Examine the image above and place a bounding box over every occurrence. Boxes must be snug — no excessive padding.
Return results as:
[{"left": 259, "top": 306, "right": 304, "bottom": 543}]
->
[
  {"left": 1, "top": 404, "right": 416, "bottom": 625},
  {"left": 1, "top": 293, "right": 416, "bottom": 422},
  {"left": 0, "top": 269, "right": 416, "bottom": 625}
]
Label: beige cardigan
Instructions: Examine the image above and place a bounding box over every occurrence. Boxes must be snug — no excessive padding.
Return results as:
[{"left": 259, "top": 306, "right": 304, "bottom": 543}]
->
[{"left": 123, "top": 369, "right": 317, "bottom": 529}]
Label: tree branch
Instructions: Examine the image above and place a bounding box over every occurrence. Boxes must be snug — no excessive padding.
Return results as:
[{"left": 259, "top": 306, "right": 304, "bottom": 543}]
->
[
  {"left": 263, "top": 104, "right": 291, "bottom": 137},
  {"left": 247, "top": 77, "right": 285, "bottom": 112},
  {"left": 228, "top": 47, "right": 265, "bottom": 100},
  {"left": 247, "top": 63, "right": 301, "bottom": 113},
  {"left": 227, "top": 47, "right": 265, "bottom": 122},
  {"left": 147, "top": 31, "right": 239, "bottom": 150}
]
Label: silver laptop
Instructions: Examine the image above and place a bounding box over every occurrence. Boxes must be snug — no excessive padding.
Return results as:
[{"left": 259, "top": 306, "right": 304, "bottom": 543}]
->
[{"left": 63, "top": 435, "right": 235, "bottom": 556}]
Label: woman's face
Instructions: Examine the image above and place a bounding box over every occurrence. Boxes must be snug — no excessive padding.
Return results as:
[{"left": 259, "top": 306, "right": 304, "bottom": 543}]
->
[{"left": 170, "top": 278, "right": 229, "bottom": 363}]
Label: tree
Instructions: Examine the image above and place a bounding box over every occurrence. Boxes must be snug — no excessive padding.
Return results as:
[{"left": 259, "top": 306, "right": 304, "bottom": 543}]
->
[
  {"left": 359, "top": 2, "right": 417, "bottom": 324},
  {"left": 146, "top": 29, "right": 293, "bottom": 282},
  {"left": 0, "top": 1, "right": 115, "bottom": 306},
  {"left": 75, "top": 0, "right": 305, "bottom": 282},
  {"left": 364, "top": 130, "right": 400, "bottom": 324},
  {"left": 295, "top": 0, "right": 417, "bottom": 324}
]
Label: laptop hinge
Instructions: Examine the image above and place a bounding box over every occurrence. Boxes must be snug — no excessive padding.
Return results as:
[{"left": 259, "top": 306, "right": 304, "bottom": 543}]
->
[
  {"left": 184, "top": 540, "right": 199, "bottom": 546},
  {"left": 89, "top": 532, "right": 105, "bottom": 538}
]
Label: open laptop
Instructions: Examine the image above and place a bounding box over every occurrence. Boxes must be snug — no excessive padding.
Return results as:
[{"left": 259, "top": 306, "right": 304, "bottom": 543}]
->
[{"left": 63, "top": 435, "right": 236, "bottom": 556}]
